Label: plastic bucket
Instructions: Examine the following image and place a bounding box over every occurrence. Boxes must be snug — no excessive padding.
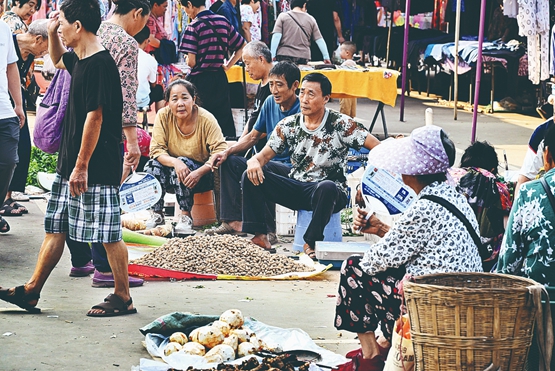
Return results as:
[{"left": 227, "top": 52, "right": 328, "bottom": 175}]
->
[{"left": 292, "top": 210, "right": 342, "bottom": 252}]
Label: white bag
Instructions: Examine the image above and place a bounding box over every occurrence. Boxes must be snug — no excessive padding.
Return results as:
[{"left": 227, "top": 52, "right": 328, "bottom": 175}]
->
[{"left": 383, "top": 315, "right": 415, "bottom": 371}]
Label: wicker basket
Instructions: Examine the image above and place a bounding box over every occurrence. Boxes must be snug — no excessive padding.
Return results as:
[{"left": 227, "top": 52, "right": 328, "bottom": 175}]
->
[{"left": 404, "top": 272, "right": 543, "bottom": 371}]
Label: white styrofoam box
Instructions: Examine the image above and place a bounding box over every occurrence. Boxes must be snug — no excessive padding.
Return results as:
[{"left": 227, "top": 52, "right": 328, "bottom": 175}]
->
[
  {"left": 276, "top": 205, "right": 297, "bottom": 236},
  {"left": 163, "top": 193, "right": 176, "bottom": 207},
  {"left": 231, "top": 108, "right": 245, "bottom": 137}
]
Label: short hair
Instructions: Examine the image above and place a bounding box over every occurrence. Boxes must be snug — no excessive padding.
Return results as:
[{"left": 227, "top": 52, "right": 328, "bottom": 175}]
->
[
  {"left": 14, "top": 0, "right": 42, "bottom": 10},
  {"left": 301, "top": 72, "right": 332, "bottom": 96},
  {"left": 269, "top": 62, "right": 301, "bottom": 89},
  {"left": 341, "top": 41, "right": 357, "bottom": 55},
  {"left": 113, "top": 0, "right": 150, "bottom": 16},
  {"left": 416, "top": 130, "right": 456, "bottom": 184},
  {"left": 149, "top": 0, "right": 166, "bottom": 6},
  {"left": 460, "top": 141, "right": 499, "bottom": 174},
  {"left": 134, "top": 25, "right": 150, "bottom": 44},
  {"left": 60, "top": 0, "right": 101, "bottom": 34},
  {"left": 290, "top": 0, "right": 307, "bottom": 9},
  {"left": 180, "top": 0, "right": 205, "bottom": 7},
  {"left": 243, "top": 41, "right": 272, "bottom": 63},
  {"left": 544, "top": 124, "right": 555, "bottom": 157},
  {"left": 241, "top": 0, "right": 260, "bottom": 4},
  {"left": 27, "top": 19, "right": 49, "bottom": 39},
  {"left": 164, "top": 79, "right": 198, "bottom": 102}
]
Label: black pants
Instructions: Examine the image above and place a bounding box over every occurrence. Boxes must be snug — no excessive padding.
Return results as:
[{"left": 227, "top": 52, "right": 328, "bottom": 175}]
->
[
  {"left": 65, "top": 236, "right": 92, "bottom": 267},
  {"left": 187, "top": 68, "right": 235, "bottom": 138},
  {"left": 220, "top": 156, "right": 290, "bottom": 232},
  {"left": 242, "top": 170, "right": 347, "bottom": 246},
  {"left": 9, "top": 118, "right": 30, "bottom": 192}
]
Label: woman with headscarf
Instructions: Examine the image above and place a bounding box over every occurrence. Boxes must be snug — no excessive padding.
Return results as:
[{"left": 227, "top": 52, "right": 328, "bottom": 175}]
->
[{"left": 335, "top": 125, "right": 483, "bottom": 371}]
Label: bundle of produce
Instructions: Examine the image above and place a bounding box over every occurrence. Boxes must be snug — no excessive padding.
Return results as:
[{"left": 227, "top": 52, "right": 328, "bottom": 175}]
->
[{"left": 130, "top": 235, "right": 315, "bottom": 277}]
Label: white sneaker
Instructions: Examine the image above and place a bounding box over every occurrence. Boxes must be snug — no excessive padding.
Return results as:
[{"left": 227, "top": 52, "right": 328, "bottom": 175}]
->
[
  {"left": 174, "top": 214, "right": 194, "bottom": 236},
  {"left": 146, "top": 212, "right": 165, "bottom": 229},
  {"left": 11, "top": 191, "right": 29, "bottom": 201}
]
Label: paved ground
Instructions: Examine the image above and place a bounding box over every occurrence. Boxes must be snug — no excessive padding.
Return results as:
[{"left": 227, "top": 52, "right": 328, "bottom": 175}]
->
[{"left": 0, "top": 92, "right": 544, "bottom": 371}]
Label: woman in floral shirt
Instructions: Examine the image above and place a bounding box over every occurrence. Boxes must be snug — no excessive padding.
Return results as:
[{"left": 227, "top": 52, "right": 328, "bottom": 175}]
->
[
  {"left": 336, "top": 126, "right": 483, "bottom": 371},
  {"left": 1, "top": 0, "right": 40, "bottom": 34},
  {"left": 498, "top": 125, "right": 555, "bottom": 286}
]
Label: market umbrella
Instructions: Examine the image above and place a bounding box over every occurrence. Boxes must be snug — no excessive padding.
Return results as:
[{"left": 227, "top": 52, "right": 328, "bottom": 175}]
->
[{"left": 471, "top": 0, "right": 487, "bottom": 143}]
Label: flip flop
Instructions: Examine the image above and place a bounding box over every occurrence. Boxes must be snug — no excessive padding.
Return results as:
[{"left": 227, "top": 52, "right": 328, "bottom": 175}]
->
[
  {"left": 87, "top": 293, "right": 137, "bottom": 317},
  {"left": 0, "top": 203, "right": 22, "bottom": 217},
  {"left": 303, "top": 244, "right": 318, "bottom": 261},
  {"left": 0, "top": 286, "right": 41, "bottom": 313},
  {"left": 205, "top": 222, "right": 247, "bottom": 236},
  {"left": 0, "top": 217, "right": 9, "bottom": 233},
  {"left": 5, "top": 198, "right": 28, "bottom": 214}
]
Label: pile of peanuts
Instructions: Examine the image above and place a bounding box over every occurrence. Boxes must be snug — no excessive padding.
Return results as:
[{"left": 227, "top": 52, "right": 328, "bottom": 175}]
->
[{"left": 131, "top": 235, "right": 315, "bottom": 277}]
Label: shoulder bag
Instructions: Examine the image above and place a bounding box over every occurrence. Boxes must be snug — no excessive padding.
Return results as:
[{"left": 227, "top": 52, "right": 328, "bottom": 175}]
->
[{"left": 287, "top": 13, "right": 310, "bottom": 43}]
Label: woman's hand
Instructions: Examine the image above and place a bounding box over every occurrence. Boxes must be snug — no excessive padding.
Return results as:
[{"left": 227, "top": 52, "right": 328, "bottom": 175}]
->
[
  {"left": 174, "top": 159, "right": 191, "bottom": 184},
  {"left": 354, "top": 208, "right": 390, "bottom": 237},
  {"left": 183, "top": 169, "right": 202, "bottom": 189}
]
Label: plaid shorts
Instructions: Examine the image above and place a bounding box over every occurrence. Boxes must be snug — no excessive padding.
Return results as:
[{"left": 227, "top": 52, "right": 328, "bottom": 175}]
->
[{"left": 45, "top": 174, "right": 122, "bottom": 243}]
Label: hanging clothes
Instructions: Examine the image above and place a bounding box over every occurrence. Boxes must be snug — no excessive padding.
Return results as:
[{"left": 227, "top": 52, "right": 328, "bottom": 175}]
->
[
  {"left": 503, "top": 0, "right": 518, "bottom": 18},
  {"left": 517, "top": 0, "right": 550, "bottom": 84}
]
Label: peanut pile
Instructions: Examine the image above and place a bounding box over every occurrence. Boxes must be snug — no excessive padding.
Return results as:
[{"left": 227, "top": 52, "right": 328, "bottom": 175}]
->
[{"left": 131, "top": 235, "right": 315, "bottom": 277}]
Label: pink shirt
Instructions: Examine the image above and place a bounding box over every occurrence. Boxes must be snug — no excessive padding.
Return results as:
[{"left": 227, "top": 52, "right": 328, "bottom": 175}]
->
[{"left": 145, "top": 14, "right": 168, "bottom": 54}]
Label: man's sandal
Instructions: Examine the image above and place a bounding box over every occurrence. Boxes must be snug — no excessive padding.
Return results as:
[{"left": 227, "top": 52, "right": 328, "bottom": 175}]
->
[
  {"left": 205, "top": 222, "right": 246, "bottom": 236},
  {"left": 303, "top": 243, "right": 318, "bottom": 261},
  {"left": 5, "top": 198, "right": 28, "bottom": 214},
  {"left": 0, "top": 285, "right": 41, "bottom": 313},
  {"left": 0, "top": 203, "right": 22, "bottom": 217},
  {"left": 87, "top": 293, "right": 137, "bottom": 317}
]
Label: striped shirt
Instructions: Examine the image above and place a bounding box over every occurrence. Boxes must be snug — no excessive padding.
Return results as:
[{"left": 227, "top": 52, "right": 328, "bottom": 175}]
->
[{"left": 180, "top": 10, "right": 244, "bottom": 75}]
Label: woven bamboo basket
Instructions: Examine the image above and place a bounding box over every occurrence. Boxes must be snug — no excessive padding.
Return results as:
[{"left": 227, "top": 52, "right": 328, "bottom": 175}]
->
[{"left": 403, "top": 272, "right": 543, "bottom": 371}]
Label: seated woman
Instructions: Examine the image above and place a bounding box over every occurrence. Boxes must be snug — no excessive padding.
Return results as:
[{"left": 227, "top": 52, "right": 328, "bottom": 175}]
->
[
  {"left": 497, "top": 125, "right": 555, "bottom": 286},
  {"left": 336, "top": 125, "right": 483, "bottom": 371},
  {"left": 449, "top": 141, "right": 512, "bottom": 272},
  {"left": 144, "top": 79, "right": 227, "bottom": 235}
]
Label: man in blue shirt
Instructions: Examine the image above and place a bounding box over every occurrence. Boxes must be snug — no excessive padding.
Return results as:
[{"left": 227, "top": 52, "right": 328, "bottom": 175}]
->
[
  {"left": 208, "top": 62, "right": 300, "bottom": 248},
  {"left": 217, "top": 0, "right": 240, "bottom": 33}
]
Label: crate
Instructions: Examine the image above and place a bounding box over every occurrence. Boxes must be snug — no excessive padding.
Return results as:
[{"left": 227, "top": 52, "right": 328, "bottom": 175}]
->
[
  {"left": 276, "top": 205, "right": 297, "bottom": 236},
  {"left": 292, "top": 210, "right": 342, "bottom": 252},
  {"left": 315, "top": 241, "right": 368, "bottom": 269}
]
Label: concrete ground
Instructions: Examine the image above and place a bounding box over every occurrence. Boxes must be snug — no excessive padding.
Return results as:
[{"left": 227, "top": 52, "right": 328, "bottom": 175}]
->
[{"left": 0, "top": 92, "right": 544, "bottom": 371}]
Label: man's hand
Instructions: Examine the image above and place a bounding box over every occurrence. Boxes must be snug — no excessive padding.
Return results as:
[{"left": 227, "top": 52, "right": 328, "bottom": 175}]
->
[
  {"left": 69, "top": 166, "right": 88, "bottom": 197},
  {"left": 324, "top": 59, "right": 332, "bottom": 64},
  {"left": 246, "top": 157, "right": 265, "bottom": 186},
  {"left": 183, "top": 169, "right": 202, "bottom": 189},
  {"left": 174, "top": 159, "right": 191, "bottom": 184},
  {"left": 338, "top": 36, "right": 345, "bottom": 44},
  {"left": 14, "top": 105, "right": 25, "bottom": 128},
  {"left": 124, "top": 142, "right": 141, "bottom": 169},
  {"left": 211, "top": 150, "right": 228, "bottom": 168},
  {"left": 47, "top": 11, "right": 60, "bottom": 35}
]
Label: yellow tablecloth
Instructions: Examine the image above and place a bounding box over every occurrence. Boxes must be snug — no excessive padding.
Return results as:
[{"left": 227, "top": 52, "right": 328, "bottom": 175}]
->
[{"left": 226, "top": 65, "right": 399, "bottom": 107}]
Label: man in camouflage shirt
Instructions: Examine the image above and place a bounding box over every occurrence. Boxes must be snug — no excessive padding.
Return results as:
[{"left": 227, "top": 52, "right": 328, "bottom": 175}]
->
[{"left": 243, "top": 73, "right": 380, "bottom": 258}]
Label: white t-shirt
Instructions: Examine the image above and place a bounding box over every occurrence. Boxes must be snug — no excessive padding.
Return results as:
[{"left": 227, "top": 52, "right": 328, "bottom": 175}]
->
[
  {"left": 136, "top": 48, "right": 158, "bottom": 108},
  {"left": 0, "top": 20, "right": 18, "bottom": 120}
]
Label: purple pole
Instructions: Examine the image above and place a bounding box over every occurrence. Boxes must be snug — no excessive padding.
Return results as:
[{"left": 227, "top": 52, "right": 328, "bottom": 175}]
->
[
  {"left": 399, "top": 0, "right": 411, "bottom": 122},
  {"left": 471, "top": 0, "right": 487, "bottom": 143}
]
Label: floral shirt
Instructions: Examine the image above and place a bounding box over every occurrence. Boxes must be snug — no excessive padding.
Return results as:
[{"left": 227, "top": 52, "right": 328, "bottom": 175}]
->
[
  {"left": 497, "top": 168, "right": 555, "bottom": 285},
  {"left": 145, "top": 13, "right": 168, "bottom": 54},
  {"left": 240, "top": 4, "right": 261, "bottom": 41},
  {"left": 267, "top": 108, "right": 368, "bottom": 195},
  {"left": 1, "top": 11, "right": 27, "bottom": 34},
  {"left": 97, "top": 22, "right": 138, "bottom": 128},
  {"left": 360, "top": 181, "right": 484, "bottom": 276}
]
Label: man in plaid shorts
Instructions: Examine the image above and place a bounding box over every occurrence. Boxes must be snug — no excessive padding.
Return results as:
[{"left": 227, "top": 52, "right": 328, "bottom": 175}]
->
[{"left": 0, "top": 0, "right": 137, "bottom": 317}]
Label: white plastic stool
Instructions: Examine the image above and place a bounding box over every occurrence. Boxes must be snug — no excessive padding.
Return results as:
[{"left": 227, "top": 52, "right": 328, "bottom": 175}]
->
[{"left": 292, "top": 210, "right": 342, "bottom": 252}]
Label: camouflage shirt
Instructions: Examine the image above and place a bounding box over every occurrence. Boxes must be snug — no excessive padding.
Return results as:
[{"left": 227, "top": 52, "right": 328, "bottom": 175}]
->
[{"left": 267, "top": 108, "right": 369, "bottom": 194}]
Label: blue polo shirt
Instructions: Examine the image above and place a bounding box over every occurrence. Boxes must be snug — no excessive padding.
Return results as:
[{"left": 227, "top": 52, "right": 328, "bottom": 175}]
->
[
  {"left": 253, "top": 95, "right": 300, "bottom": 163},
  {"left": 217, "top": 0, "right": 240, "bottom": 33}
]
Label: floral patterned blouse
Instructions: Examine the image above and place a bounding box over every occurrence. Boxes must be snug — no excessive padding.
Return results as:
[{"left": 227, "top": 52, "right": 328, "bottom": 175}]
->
[
  {"left": 497, "top": 168, "right": 555, "bottom": 285},
  {"left": 267, "top": 108, "right": 369, "bottom": 195},
  {"left": 145, "top": 13, "right": 168, "bottom": 54},
  {"left": 1, "top": 11, "right": 27, "bottom": 34},
  {"left": 97, "top": 22, "right": 138, "bottom": 128},
  {"left": 360, "top": 181, "right": 484, "bottom": 276}
]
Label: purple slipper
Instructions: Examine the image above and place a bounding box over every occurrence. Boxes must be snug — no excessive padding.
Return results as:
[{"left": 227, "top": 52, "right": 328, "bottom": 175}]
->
[
  {"left": 92, "top": 270, "right": 144, "bottom": 288},
  {"left": 69, "top": 261, "right": 95, "bottom": 277}
]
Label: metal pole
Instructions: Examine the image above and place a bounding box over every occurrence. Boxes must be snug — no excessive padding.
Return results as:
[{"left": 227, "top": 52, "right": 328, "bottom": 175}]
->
[
  {"left": 453, "top": 0, "right": 462, "bottom": 120},
  {"left": 385, "top": 10, "right": 392, "bottom": 66},
  {"left": 471, "top": 0, "right": 487, "bottom": 143},
  {"left": 399, "top": 0, "right": 411, "bottom": 122}
]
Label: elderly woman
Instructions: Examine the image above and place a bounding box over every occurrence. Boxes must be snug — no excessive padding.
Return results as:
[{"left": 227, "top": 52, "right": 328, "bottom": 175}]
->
[
  {"left": 144, "top": 79, "right": 227, "bottom": 235},
  {"left": 1, "top": 0, "right": 41, "bottom": 34},
  {"left": 498, "top": 125, "right": 555, "bottom": 286},
  {"left": 336, "top": 125, "right": 483, "bottom": 371}
]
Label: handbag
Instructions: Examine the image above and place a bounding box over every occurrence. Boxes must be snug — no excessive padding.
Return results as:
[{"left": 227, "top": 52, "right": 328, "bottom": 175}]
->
[
  {"left": 33, "top": 69, "right": 71, "bottom": 154},
  {"left": 153, "top": 39, "right": 178, "bottom": 65}
]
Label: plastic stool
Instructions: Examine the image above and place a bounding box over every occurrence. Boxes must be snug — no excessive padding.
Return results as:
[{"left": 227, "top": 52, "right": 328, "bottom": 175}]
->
[{"left": 292, "top": 210, "right": 342, "bottom": 252}]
